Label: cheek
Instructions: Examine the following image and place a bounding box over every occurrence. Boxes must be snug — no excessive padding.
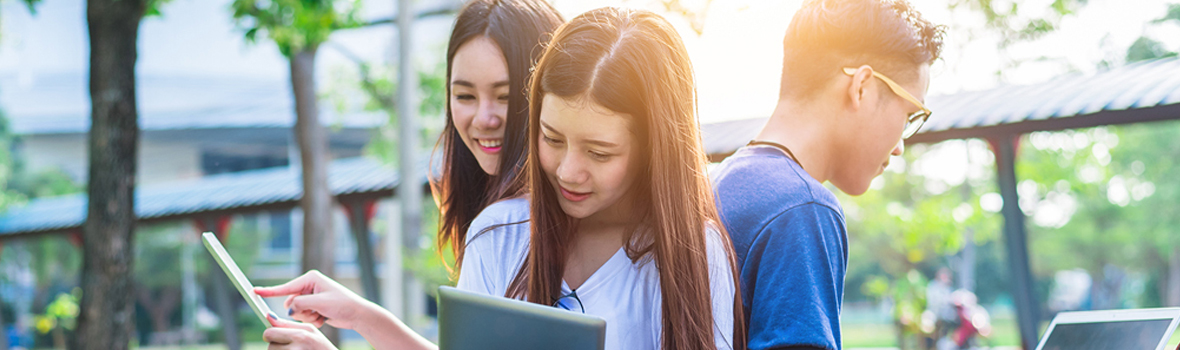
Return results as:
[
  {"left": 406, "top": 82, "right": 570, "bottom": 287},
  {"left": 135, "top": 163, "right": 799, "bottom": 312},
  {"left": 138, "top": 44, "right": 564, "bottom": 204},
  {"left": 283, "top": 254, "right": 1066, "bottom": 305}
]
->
[
  {"left": 600, "top": 157, "right": 636, "bottom": 193},
  {"left": 537, "top": 141, "right": 560, "bottom": 176},
  {"left": 450, "top": 100, "right": 475, "bottom": 134}
]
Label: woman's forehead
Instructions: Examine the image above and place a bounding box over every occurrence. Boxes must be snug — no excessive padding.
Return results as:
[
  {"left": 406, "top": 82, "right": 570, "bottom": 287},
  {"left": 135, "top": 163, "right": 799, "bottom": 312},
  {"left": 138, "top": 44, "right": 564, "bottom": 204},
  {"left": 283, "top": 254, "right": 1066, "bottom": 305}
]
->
[{"left": 539, "top": 94, "right": 633, "bottom": 144}]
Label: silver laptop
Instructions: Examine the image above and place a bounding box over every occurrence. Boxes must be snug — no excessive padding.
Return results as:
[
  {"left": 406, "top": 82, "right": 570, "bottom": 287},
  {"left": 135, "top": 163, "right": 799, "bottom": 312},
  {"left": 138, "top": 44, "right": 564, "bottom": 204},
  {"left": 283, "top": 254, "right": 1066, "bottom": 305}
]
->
[
  {"left": 436, "top": 286, "right": 606, "bottom": 350},
  {"left": 1035, "top": 308, "right": 1180, "bottom": 350}
]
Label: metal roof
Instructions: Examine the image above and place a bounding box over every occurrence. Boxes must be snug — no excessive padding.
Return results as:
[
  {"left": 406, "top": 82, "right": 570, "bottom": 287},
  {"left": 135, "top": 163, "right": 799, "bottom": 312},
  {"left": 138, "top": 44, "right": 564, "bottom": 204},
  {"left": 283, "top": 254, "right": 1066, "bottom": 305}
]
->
[
  {"left": 700, "top": 56, "right": 1180, "bottom": 158},
  {"left": 0, "top": 157, "right": 421, "bottom": 238},
  {"left": 0, "top": 73, "right": 386, "bottom": 135}
]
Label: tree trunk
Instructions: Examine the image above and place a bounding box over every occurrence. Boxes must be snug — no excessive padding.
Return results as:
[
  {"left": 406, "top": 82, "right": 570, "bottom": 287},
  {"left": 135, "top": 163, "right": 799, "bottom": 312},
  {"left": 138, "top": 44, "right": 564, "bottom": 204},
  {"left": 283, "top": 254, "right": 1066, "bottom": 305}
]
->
[
  {"left": 74, "top": 0, "right": 145, "bottom": 349},
  {"left": 290, "top": 46, "right": 339, "bottom": 344},
  {"left": 1168, "top": 246, "right": 1180, "bottom": 307}
]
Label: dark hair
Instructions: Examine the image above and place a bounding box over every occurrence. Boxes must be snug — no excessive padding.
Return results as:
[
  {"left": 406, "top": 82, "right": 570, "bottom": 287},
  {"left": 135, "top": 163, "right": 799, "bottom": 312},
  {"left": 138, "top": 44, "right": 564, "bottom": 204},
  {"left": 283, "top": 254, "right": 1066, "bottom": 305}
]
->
[
  {"left": 779, "top": 0, "right": 946, "bottom": 98},
  {"left": 506, "top": 7, "right": 745, "bottom": 350},
  {"left": 432, "top": 0, "right": 563, "bottom": 276}
]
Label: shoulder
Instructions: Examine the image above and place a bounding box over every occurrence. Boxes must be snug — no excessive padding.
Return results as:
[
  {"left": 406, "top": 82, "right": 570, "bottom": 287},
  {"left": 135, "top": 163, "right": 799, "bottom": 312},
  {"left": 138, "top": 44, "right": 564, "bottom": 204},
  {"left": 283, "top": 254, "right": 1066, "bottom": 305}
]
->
[
  {"left": 712, "top": 147, "right": 842, "bottom": 219},
  {"left": 457, "top": 197, "right": 531, "bottom": 295},
  {"left": 704, "top": 224, "right": 730, "bottom": 262},
  {"left": 464, "top": 197, "right": 531, "bottom": 264},
  {"left": 466, "top": 197, "right": 531, "bottom": 244}
]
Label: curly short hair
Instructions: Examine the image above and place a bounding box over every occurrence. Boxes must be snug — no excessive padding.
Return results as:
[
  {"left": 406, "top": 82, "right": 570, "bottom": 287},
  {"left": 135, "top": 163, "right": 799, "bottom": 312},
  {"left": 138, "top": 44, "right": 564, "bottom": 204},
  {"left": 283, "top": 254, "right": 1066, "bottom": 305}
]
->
[{"left": 779, "top": 0, "right": 946, "bottom": 98}]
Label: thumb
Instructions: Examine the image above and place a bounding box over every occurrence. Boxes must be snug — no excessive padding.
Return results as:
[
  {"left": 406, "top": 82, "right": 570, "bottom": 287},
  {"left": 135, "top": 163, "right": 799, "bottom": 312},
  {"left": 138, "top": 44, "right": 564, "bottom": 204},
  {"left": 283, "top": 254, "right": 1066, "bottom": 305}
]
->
[{"left": 268, "top": 312, "right": 319, "bottom": 333}]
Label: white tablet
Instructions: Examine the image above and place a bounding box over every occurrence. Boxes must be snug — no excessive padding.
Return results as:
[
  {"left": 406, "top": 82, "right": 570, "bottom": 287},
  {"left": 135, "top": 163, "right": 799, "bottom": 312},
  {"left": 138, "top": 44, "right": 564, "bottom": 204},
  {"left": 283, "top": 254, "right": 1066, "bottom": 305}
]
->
[
  {"left": 1035, "top": 307, "right": 1180, "bottom": 350},
  {"left": 202, "top": 231, "right": 275, "bottom": 328}
]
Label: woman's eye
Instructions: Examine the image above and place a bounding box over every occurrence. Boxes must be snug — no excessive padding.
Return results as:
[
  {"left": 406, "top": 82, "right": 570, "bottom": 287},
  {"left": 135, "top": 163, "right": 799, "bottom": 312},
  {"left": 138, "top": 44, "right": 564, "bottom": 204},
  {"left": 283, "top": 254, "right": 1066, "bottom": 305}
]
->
[
  {"left": 498, "top": 94, "right": 510, "bottom": 101},
  {"left": 454, "top": 94, "right": 475, "bottom": 101},
  {"left": 589, "top": 151, "right": 611, "bottom": 161},
  {"left": 543, "top": 136, "right": 564, "bottom": 146}
]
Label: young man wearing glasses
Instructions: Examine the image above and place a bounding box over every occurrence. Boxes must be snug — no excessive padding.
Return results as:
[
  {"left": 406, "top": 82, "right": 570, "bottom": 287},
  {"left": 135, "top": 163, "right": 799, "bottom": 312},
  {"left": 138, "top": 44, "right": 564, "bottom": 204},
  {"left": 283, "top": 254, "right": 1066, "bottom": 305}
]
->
[{"left": 711, "top": 0, "right": 945, "bottom": 349}]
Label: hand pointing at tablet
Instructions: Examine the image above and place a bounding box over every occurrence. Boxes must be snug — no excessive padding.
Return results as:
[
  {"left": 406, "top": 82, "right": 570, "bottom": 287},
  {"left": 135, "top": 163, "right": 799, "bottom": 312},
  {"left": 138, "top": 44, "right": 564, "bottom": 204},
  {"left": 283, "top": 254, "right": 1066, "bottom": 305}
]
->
[
  {"left": 254, "top": 270, "right": 438, "bottom": 350},
  {"left": 254, "top": 270, "right": 377, "bottom": 330}
]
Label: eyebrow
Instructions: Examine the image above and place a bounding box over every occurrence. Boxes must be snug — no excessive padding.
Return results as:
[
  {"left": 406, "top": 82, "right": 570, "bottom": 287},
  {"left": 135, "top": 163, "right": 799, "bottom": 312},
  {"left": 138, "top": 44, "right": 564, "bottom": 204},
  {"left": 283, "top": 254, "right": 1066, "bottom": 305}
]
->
[
  {"left": 451, "top": 79, "right": 511, "bottom": 88},
  {"left": 540, "top": 120, "right": 619, "bottom": 148}
]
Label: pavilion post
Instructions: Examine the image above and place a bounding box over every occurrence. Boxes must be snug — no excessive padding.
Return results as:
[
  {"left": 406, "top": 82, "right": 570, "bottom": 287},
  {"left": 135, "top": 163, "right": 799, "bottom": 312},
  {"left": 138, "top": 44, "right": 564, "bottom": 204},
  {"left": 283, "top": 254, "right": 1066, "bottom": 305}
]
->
[
  {"left": 195, "top": 216, "right": 240, "bottom": 350},
  {"left": 343, "top": 199, "right": 382, "bottom": 304},
  {"left": 990, "top": 133, "right": 1041, "bottom": 350}
]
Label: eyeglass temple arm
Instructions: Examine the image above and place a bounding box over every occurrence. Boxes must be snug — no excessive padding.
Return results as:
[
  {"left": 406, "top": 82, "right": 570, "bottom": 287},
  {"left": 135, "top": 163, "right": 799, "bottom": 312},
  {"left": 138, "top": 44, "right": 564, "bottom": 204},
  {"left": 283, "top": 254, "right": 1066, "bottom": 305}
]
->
[{"left": 842, "top": 67, "right": 930, "bottom": 115}]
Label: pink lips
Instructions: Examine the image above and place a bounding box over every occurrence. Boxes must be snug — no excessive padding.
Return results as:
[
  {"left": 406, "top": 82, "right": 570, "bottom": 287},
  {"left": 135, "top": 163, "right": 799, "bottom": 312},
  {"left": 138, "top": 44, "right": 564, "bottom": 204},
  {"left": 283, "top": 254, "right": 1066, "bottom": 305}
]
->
[
  {"left": 559, "top": 186, "right": 591, "bottom": 202},
  {"left": 479, "top": 144, "right": 501, "bottom": 154},
  {"left": 474, "top": 138, "right": 502, "bottom": 154}
]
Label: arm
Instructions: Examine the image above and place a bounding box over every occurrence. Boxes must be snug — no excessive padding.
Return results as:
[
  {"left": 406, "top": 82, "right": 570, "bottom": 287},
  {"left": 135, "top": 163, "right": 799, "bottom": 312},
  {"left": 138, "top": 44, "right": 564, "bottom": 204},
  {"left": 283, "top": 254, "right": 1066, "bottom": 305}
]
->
[
  {"left": 744, "top": 203, "right": 848, "bottom": 350},
  {"left": 254, "top": 271, "right": 437, "bottom": 350}
]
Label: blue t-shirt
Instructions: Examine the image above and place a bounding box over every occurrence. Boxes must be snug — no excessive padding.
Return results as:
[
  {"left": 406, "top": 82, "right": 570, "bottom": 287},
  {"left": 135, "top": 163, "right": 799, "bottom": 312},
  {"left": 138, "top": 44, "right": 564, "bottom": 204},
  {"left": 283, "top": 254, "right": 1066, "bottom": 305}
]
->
[{"left": 711, "top": 145, "right": 849, "bottom": 350}]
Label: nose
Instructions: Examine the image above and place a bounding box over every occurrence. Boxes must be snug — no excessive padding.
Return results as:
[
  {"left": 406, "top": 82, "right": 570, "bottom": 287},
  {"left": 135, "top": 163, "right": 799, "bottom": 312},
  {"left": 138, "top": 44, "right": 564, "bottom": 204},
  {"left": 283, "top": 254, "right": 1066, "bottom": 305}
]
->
[
  {"left": 474, "top": 98, "right": 503, "bottom": 130},
  {"left": 891, "top": 139, "right": 905, "bottom": 156},
  {"left": 555, "top": 152, "right": 588, "bottom": 185}
]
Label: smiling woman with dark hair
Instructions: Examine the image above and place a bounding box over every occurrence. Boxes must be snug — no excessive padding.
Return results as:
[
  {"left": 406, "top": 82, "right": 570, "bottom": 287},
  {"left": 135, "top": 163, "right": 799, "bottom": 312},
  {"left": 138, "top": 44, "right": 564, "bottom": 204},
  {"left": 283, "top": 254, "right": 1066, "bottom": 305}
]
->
[{"left": 434, "top": 0, "right": 565, "bottom": 277}]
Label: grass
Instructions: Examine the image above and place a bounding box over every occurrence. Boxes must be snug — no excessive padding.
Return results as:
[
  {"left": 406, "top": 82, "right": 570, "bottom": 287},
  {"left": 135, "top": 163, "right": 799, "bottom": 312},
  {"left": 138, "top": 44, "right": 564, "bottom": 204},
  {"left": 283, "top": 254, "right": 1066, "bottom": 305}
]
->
[
  {"left": 844, "top": 316, "right": 1180, "bottom": 349},
  {"left": 842, "top": 315, "right": 1022, "bottom": 348}
]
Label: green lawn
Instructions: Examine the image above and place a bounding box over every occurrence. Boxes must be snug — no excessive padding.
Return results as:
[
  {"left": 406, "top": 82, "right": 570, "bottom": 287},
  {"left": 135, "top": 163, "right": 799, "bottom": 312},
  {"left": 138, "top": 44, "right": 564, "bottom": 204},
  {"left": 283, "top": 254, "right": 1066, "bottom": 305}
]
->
[
  {"left": 845, "top": 316, "right": 1180, "bottom": 349},
  {"left": 843, "top": 315, "right": 1020, "bottom": 348}
]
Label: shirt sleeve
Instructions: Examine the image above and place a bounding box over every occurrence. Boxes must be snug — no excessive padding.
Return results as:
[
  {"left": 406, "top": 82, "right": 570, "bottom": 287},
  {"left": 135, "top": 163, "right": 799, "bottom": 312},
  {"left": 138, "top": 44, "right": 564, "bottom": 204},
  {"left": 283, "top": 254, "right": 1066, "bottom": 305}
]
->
[
  {"left": 743, "top": 203, "right": 848, "bottom": 350},
  {"left": 707, "top": 227, "right": 737, "bottom": 350},
  {"left": 455, "top": 222, "right": 499, "bottom": 295}
]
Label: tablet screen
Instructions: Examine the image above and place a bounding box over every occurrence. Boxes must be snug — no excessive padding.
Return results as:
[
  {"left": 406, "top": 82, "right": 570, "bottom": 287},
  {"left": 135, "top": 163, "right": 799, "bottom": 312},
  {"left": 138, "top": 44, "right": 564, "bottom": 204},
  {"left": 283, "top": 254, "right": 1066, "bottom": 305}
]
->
[{"left": 1041, "top": 319, "right": 1172, "bottom": 350}]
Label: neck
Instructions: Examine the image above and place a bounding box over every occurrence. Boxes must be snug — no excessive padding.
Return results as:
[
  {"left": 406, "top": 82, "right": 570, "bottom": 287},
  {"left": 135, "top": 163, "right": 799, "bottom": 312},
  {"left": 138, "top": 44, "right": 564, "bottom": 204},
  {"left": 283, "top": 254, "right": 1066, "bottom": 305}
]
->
[
  {"left": 755, "top": 98, "right": 837, "bottom": 183},
  {"left": 579, "top": 194, "right": 643, "bottom": 230}
]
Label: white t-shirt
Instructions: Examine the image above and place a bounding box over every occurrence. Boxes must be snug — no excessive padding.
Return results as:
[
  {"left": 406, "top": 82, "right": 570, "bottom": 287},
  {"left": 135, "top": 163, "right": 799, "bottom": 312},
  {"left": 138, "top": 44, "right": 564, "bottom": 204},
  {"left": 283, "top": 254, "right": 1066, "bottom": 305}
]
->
[{"left": 456, "top": 197, "right": 736, "bottom": 350}]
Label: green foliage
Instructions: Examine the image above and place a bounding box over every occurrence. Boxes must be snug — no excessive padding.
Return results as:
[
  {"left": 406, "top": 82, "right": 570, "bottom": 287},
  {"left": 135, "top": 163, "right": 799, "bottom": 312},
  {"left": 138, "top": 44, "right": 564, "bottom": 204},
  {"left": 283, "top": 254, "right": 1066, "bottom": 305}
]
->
[
  {"left": 407, "top": 198, "right": 455, "bottom": 292},
  {"left": 1021, "top": 122, "right": 1180, "bottom": 295},
  {"left": 19, "top": 0, "right": 44, "bottom": 14},
  {"left": 134, "top": 222, "right": 214, "bottom": 289},
  {"left": 949, "top": 0, "right": 1089, "bottom": 47},
  {"left": 1126, "top": 37, "right": 1178, "bottom": 63},
  {"left": 361, "top": 62, "right": 448, "bottom": 166},
  {"left": 231, "top": 0, "right": 364, "bottom": 56},
  {"left": 1126, "top": 4, "right": 1180, "bottom": 64},
  {"left": 34, "top": 291, "right": 79, "bottom": 334},
  {"left": 1152, "top": 3, "right": 1180, "bottom": 25}
]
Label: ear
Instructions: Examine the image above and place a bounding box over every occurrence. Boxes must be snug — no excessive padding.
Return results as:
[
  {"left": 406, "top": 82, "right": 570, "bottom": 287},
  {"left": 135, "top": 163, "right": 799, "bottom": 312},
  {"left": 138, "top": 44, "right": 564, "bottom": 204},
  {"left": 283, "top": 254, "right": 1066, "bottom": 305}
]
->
[{"left": 844, "top": 65, "right": 875, "bottom": 111}]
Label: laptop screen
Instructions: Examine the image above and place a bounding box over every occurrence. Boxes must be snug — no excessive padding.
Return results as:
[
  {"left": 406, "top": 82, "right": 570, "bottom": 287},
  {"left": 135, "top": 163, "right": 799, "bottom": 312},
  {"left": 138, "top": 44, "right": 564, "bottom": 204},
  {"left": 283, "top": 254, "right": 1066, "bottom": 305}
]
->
[{"left": 1041, "top": 319, "right": 1173, "bottom": 350}]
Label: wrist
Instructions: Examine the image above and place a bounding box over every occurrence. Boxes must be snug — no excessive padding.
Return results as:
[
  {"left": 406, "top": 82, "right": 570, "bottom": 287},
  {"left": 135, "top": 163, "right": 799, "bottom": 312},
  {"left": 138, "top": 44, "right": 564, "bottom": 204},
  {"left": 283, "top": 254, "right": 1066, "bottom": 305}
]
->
[{"left": 352, "top": 300, "right": 394, "bottom": 336}]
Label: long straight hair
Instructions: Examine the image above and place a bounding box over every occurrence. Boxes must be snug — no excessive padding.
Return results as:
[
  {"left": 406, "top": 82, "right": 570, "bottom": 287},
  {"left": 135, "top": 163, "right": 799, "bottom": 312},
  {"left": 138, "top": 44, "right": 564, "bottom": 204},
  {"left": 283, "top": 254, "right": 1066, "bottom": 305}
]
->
[
  {"left": 506, "top": 7, "right": 745, "bottom": 350},
  {"left": 432, "top": 0, "right": 563, "bottom": 276}
]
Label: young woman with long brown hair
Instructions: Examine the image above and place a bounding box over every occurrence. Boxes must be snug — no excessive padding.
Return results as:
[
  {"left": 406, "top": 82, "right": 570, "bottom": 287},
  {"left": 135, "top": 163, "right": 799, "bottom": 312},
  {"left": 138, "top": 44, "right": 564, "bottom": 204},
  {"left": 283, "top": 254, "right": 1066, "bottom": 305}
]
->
[
  {"left": 432, "top": 0, "right": 563, "bottom": 275},
  {"left": 458, "top": 7, "right": 744, "bottom": 350},
  {"left": 252, "top": 0, "right": 563, "bottom": 348}
]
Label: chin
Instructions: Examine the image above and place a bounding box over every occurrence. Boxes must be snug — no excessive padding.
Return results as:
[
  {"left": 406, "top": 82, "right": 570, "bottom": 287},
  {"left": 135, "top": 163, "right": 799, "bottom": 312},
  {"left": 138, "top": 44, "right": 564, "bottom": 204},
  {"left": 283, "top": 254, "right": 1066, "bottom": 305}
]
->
[
  {"left": 557, "top": 203, "right": 590, "bottom": 219},
  {"left": 475, "top": 158, "right": 499, "bottom": 176},
  {"left": 831, "top": 178, "right": 872, "bottom": 196}
]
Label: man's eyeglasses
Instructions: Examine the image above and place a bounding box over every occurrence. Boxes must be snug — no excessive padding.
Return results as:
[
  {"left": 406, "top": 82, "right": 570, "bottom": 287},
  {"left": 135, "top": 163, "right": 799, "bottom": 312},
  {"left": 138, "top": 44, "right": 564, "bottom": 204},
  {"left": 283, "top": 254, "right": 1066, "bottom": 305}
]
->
[
  {"left": 552, "top": 289, "right": 585, "bottom": 314},
  {"left": 842, "top": 67, "right": 932, "bottom": 139}
]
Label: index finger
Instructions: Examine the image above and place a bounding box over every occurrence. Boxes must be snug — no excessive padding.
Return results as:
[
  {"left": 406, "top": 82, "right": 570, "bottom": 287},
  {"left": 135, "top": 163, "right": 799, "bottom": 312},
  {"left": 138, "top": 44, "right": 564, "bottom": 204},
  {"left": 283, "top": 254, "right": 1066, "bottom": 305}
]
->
[{"left": 255, "top": 271, "right": 320, "bottom": 297}]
